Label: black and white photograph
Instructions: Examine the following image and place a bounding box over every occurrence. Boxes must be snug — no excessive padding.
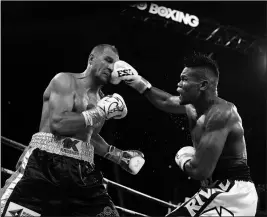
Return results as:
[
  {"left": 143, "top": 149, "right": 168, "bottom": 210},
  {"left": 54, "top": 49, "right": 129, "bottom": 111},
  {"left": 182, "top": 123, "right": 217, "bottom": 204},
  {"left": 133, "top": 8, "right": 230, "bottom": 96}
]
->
[{"left": 1, "top": 1, "right": 267, "bottom": 216}]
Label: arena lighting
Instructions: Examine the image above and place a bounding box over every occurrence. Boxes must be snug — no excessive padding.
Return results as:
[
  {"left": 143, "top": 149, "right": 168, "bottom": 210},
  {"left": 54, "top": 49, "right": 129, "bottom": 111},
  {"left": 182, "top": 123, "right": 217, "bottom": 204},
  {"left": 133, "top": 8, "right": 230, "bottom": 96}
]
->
[{"left": 120, "top": 2, "right": 265, "bottom": 55}]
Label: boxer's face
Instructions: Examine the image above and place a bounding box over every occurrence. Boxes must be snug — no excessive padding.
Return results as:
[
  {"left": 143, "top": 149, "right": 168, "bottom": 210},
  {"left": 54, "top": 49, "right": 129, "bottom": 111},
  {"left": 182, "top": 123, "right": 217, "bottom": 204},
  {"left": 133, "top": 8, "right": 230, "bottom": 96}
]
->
[
  {"left": 91, "top": 47, "right": 119, "bottom": 84},
  {"left": 177, "top": 67, "right": 204, "bottom": 105}
]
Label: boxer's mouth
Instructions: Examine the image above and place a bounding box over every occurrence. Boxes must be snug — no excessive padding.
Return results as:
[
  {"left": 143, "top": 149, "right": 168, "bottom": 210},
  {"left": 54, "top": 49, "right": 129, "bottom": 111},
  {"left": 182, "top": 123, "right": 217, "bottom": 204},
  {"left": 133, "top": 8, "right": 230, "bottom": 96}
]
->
[
  {"left": 177, "top": 88, "right": 184, "bottom": 96},
  {"left": 103, "top": 70, "right": 111, "bottom": 77},
  {"left": 177, "top": 87, "right": 183, "bottom": 93}
]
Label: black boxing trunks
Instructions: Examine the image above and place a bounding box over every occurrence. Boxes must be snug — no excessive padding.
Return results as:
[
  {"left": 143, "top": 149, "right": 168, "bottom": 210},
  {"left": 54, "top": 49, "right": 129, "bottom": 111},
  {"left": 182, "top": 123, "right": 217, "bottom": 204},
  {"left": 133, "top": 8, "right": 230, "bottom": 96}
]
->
[{"left": 1, "top": 132, "right": 119, "bottom": 217}]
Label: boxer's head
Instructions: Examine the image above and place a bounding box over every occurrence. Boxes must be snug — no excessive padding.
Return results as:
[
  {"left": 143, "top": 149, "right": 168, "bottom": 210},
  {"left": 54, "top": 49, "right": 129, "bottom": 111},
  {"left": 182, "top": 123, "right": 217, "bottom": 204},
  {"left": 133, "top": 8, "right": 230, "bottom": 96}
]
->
[
  {"left": 177, "top": 53, "right": 219, "bottom": 105},
  {"left": 88, "top": 44, "right": 119, "bottom": 84}
]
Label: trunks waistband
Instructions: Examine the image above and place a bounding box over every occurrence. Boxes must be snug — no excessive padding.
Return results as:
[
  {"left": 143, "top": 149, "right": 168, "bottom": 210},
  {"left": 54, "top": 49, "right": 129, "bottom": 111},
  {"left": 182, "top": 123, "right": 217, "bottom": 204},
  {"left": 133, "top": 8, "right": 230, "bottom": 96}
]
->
[
  {"left": 29, "top": 132, "right": 94, "bottom": 164},
  {"left": 200, "top": 177, "right": 253, "bottom": 188}
]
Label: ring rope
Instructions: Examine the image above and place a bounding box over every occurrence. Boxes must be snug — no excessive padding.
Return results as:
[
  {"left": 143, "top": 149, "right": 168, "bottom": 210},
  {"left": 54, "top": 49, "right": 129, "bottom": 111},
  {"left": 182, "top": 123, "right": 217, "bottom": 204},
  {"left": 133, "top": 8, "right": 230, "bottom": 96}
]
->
[
  {"left": 114, "top": 206, "right": 149, "bottom": 217},
  {"left": 105, "top": 178, "right": 177, "bottom": 208},
  {"left": 1, "top": 167, "right": 14, "bottom": 175},
  {"left": 2, "top": 136, "right": 27, "bottom": 151},
  {"left": 1, "top": 136, "right": 177, "bottom": 210}
]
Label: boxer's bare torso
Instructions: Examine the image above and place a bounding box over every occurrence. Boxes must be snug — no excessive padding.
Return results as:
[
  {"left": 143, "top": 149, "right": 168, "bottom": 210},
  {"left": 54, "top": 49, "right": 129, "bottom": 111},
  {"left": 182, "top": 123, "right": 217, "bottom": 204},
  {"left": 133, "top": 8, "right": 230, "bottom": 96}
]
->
[
  {"left": 39, "top": 73, "right": 104, "bottom": 142},
  {"left": 185, "top": 97, "right": 247, "bottom": 180},
  {"left": 188, "top": 98, "right": 246, "bottom": 159}
]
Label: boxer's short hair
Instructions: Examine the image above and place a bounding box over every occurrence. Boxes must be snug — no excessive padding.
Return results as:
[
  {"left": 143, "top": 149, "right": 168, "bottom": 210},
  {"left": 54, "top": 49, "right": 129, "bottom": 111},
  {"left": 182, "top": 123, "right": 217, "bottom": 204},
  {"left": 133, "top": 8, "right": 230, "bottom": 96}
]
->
[
  {"left": 91, "top": 44, "right": 119, "bottom": 56},
  {"left": 184, "top": 52, "right": 219, "bottom": 79}
]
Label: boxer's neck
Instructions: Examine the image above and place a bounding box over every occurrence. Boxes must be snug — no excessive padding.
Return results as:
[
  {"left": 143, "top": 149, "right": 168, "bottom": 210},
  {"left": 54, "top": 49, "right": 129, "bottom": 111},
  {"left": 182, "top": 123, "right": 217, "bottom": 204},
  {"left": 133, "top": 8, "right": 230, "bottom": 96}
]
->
[
  {"left": 193, "top": 91, "right": 217, "bottom": 116},
  {"left": 78, "top": 69, "right": 102, "bottom": 94}
]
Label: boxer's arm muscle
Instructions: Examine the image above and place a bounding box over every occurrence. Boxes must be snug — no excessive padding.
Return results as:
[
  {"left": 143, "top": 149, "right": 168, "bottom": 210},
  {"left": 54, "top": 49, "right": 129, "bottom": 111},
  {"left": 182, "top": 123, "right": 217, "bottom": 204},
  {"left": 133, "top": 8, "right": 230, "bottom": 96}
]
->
[
  {"left": 91, "top": 133, "right": 110, "bottom": 157},
  {"left": 90, "top": 122, "right": 110, "bottom": 157},
  {"left": 144, "top": 87, "right": 186, "bottom": 114},
  {"left": 49, "top": 73, "right": 87, "bottom": 135},
  {"left": 184, "top": 106, "right": 232, "bottom": 180}
]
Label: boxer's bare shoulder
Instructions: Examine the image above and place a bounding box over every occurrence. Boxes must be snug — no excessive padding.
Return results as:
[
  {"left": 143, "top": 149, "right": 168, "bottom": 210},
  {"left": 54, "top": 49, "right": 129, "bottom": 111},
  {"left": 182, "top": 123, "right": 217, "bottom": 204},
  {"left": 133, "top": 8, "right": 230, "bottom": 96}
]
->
[
  {"left": 40, "top": 73, "right": 79, "bottom": 133},
  {"left": 204, "top": 98, "right": 240, "bottom": 133},
  {"left": 43, "top": 72, "right": 76, "bottom": 101}
]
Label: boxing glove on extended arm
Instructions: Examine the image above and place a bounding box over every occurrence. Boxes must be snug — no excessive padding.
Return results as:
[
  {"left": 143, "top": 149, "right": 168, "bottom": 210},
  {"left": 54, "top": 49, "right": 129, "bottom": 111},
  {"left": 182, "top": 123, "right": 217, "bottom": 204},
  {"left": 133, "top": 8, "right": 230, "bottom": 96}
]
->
[
  {"left": 110, "top": 60, "right": 152, "bottom": 94},
  {"left": 104, "top": 146, "right": 145, "bottom": 175},
  {"left": 82, "top": 93, "right": 127, "bottom": 127}
]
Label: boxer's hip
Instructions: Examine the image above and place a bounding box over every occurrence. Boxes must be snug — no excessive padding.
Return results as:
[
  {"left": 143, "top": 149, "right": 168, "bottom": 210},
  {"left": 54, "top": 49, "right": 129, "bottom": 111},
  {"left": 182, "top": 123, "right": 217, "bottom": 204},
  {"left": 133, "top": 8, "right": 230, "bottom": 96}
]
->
[
  {"left": 28, "top": 132, "right": 94, "bottom": 165},
  {"left": 1, "top": 134, "right": 110, "bottom": 216},
  {"left": 14, "top": 132, "right": 97, "bottom": 186},
  {"left": 10, "top": 132, "right": 106, "bottom": 196}
]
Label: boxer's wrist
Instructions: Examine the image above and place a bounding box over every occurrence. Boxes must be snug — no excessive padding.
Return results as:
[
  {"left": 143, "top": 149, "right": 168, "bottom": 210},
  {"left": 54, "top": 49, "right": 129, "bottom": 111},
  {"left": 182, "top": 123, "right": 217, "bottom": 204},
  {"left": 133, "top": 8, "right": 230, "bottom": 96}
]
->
[
  {"left": 183, "top": 159, "right": 191, "bottom": 172},
  {"left": 142, "top": 83, "right": 152, "bottom": 95},
  {"left": 82, "top": 107, "right": 105, "bottom": 127},
  {"left": 179, "top": 156, "right": 192, "bottom": 171},
  {"left": 135, "top": 76, "right": 152, "bottom": 94},
  {"left": 103, "top": 145, "right": 122, "bottom": 164}
]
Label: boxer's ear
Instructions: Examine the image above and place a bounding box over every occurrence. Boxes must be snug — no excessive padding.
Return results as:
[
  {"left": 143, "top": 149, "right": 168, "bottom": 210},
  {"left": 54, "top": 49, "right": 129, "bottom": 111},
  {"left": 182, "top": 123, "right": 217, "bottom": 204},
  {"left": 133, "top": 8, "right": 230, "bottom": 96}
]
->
[
  {"left": 88, "top": 54, "right": 95, "bottom": 65},
  {"left": 199, "top": 80, "right": 209, "bottom": 91}
]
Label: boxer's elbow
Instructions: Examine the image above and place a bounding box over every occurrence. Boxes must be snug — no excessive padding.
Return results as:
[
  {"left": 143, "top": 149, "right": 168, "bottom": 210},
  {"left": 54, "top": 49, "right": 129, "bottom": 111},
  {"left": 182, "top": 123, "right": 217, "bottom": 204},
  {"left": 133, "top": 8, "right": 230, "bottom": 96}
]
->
[
  {"left": 50, "top": 113, "right": 71, "bottom": 134},
  {"left": 50, "top": 115, "right": 65, "bottom": 133}
]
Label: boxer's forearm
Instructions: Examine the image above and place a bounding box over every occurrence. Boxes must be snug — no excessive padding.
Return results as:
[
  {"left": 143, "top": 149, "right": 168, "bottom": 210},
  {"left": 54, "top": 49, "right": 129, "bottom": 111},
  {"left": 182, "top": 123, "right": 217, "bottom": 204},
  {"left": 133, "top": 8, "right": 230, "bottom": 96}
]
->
[
  {"left": 50, "top": 112, "right": 92, "bottom": 135},
  {"left": 144, "top": 87, "right": 173, "bottom": 111},
  {"left": 144, "top": 87, "right": 185, "bottom": 114},
  {"left": 184, "top": 160, "right": 209, "bottom": 181},
  {"left": 90, "top": 134, "right": 110, "bottom": 157}
]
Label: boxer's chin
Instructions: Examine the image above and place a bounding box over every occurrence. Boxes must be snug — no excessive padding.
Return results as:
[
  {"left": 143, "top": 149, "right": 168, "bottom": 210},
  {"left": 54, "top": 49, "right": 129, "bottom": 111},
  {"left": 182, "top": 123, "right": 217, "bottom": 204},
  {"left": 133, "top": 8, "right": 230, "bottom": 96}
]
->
[
  {"left": 179, "top": 96, "right": 190, "bottom": 105},
  {"left": 99, "top": 75, "right": 110, "bottom": 85}
]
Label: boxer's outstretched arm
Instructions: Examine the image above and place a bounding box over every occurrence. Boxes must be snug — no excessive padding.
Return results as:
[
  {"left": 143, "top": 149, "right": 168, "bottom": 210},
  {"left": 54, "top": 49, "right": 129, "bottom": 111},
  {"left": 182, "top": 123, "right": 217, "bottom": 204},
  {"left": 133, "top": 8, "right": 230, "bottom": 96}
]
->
[
  {"left": 144, "top": 87, "right": 186, "bottom": 114},
  {"left": 48, "top": 73, "right": 91, "bottom": 135},
  {"left": 184, "top": 106, "right": 233, "bottom": 180},
  {"left": 111, "top": 60, "right": 186, "bottom": 114}
]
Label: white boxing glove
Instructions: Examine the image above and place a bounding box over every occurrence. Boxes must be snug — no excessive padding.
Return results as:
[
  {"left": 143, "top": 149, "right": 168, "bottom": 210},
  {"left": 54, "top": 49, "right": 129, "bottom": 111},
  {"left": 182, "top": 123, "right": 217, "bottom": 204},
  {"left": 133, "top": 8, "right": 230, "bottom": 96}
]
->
[
  {"left": 82, "top": 93, "right": 127, "bottom": 127},
  {"left": 175, "top": 146, "right": 195, "bottom": 171},
  {"left": 110, "top": 60, "right": 152, "bottom": 94},
  {"left": 98, "top": 93, "right": 127, "bottom": 120}
]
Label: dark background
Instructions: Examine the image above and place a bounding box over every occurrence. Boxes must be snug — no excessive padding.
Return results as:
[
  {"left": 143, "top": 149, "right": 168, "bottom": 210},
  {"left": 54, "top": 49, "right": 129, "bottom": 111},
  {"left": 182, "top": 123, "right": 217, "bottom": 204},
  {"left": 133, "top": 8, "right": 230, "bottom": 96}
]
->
[{"left": 1, "top": 1, "right": 267, "bottom": 216}]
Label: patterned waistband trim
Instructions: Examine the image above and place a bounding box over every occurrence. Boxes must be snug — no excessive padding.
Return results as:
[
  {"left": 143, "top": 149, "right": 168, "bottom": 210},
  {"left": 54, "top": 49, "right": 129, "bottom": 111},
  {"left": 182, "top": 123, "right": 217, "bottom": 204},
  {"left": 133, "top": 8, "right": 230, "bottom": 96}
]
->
[{"left": 29, "top": 132, "right": 94, "bottom": 164}]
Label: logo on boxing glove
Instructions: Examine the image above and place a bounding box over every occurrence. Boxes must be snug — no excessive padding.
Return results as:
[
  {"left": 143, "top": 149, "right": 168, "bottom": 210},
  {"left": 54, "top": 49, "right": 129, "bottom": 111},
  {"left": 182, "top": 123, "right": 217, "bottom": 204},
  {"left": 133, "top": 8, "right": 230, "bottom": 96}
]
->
[
  {"left": 110, "top": 60, "right": 137, "bottom": 85},
  {"left": 110, "top": 60, "right": 152, "bottom": 94},
  {"left": 98, "top": 94, "right": 127, "bottom": 120},
  {"left": 117, "top": 69, "right": 135, "bottom": 77},
  {"left": 104, "top": 96, "right": 124, "bottom": 115}
]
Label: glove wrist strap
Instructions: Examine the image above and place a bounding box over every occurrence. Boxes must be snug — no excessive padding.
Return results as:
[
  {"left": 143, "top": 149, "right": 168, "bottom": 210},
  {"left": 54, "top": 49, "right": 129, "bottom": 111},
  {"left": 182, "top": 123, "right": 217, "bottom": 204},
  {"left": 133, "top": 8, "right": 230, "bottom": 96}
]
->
[
  {"left": 182, "top": 159, "right": 191, "bottom": 172},
  {"left": 82, "top": 106, "right": 105, "bottom": 127},
  {"left": 104, "top": 146, "right": 122, "bottom": 164},
  {"left": 134, "top": 76, "right": 152, "bottom": 94},
  {"left": 180, "top": 157, "right": 192, "bottom": 171}
]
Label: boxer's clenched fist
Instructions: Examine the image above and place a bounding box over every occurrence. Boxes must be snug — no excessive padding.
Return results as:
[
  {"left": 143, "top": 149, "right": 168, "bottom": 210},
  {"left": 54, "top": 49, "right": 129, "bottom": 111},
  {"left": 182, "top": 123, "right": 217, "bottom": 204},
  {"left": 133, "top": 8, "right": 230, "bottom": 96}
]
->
[{"left": 110, "top": 60, "right": 152, "bottom": 94}]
